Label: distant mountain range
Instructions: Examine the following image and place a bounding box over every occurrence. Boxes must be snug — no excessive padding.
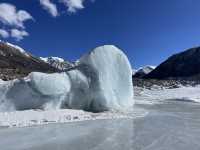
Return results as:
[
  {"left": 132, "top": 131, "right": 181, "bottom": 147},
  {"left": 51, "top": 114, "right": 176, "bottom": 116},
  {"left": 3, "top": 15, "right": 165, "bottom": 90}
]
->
[
  {"left": 1, "top": 41, "right": 200, "bottom": 81},
  {"left": 40, "top": 57, "right": 74, "bottom": 71},
  {"left": 145, "top": 47, "right": 200, "bottom": 80},
  {"left": 133, "top": 66, "right": 156, "bottom": 78}
]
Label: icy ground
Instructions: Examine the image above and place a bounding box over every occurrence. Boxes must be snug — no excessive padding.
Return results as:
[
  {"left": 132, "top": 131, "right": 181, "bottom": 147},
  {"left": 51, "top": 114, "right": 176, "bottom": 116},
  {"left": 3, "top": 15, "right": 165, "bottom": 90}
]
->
[
  {"left": 0, "top": 109, "right": 136, "bottom": 128},
  {"left": 0, "top": 85, "right": 200, "bottom": 150},
  {"left": 0, "top": 119, "right": 135, "bottom": 150},
  {"left": 133, "top": 100, "right": 200, "bottom": 149},
  {"left": 135, "top": 85, "right": 200, "bottom": 104},
  {"left": 133, "top": 85, "right": 200, "bottom": 150}
]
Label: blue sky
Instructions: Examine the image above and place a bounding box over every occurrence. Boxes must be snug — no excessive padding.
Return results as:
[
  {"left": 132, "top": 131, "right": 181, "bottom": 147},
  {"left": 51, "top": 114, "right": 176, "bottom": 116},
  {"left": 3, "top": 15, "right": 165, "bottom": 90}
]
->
[{"left": 0, "top": 0, "right": 200, "bottom": 68}]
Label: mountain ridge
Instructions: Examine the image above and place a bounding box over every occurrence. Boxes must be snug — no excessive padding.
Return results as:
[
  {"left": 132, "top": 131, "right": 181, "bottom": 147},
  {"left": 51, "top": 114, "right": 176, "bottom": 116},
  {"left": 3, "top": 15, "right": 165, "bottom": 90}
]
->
[
  {"left": 145, "top": 46, "right": 200, "bottom": 80},
  {"left": 40, "top": 56, "right": 74, "bottom": 71},
  {"left": 0, "top": 41, "right": 59, "bottom": 80}
]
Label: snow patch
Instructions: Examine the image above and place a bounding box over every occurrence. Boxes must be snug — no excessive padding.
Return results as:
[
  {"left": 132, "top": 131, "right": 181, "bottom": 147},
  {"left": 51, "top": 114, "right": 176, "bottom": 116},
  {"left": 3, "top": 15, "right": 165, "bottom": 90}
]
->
[
  {"left": 136, "top": 65, "right": 156, "bottom": 74},
  {"left": 135, "top": 85, "right": 200, "bottom": 104},
  {"left": 40, "top": 57, "right": 65, "bottom": 63},
  {"left": 5, "top": 42, "right": 29, "bottom": 57},
  {"left": 0, "top": 109, "right": 133, "bottom": 128}
]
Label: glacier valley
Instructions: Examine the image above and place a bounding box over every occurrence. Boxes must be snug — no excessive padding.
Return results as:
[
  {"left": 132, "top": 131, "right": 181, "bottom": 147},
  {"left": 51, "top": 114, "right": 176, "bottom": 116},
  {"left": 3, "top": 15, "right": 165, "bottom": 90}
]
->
[{"left": 0, "top": 43, "right": 200, "bottom": 150}]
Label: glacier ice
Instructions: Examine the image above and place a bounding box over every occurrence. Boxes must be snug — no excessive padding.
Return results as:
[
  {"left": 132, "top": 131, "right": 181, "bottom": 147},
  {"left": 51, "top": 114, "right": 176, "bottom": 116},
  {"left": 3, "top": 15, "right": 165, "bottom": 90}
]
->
[
  {"left": 28, "top": 72, "right": 71, "bottom": 96},
  {"left": 0, "top": 73, "right": 71, "bottom": 111},
  {"left": 0, "top": 45, "right": 134, "bottom": 112},
  {"left": 72, "top": 45, "right": 134, "bottom": 112}
]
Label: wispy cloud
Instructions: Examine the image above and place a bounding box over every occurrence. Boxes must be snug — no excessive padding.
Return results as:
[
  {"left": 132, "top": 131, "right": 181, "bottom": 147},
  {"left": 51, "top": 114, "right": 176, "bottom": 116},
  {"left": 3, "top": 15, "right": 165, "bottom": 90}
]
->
[
  {"left": 39, "top": 0, "right": 59, "bottom": 17},
  {"left": 0, "top": 29, "right": 9, "bottom": 38},
  {"left": 60, "top": 0, "right": 85, "bottom": 13},
  {"left": 11, "top": 29, "right": 29, "bottom": 41},
  {"left": 0, "top": 3, "right": 33, "bottom": 28},
  {"left": 40, "top": 0, "right": 91, "bottom": 16}
]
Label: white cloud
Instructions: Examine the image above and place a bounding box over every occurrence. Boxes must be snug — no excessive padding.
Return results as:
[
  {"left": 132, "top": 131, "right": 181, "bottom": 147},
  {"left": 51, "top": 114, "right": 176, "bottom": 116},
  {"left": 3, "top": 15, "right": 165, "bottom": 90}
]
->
[
  {"left": 0, "top": 1, "right": 94, "bottom": 41},
  {"left": 0, "top": 3, "right": 33, "bottom": 41},
  {"left": 61, "top": 0, "right": 85, "bottom": 13},
  {"left": 0, "top": 3, "right": 33, "bottom": 28},
  {"left": 39, "top": 0, "right": 94, "bottom": 16},
  {"left": 39, "top": 0, "right": 58, "bottom": 17},
  {"left": 0, "top": 29, "right": 9, "bottom": 38},
  {"left": 11, "top": 29, "right": 29, "bottom": 41}
]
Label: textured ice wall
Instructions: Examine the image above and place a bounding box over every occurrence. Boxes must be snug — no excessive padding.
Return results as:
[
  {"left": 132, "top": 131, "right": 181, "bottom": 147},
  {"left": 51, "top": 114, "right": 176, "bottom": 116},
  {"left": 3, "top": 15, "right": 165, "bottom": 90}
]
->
[
  {"left": 69, "top": 45, "right": 134, "bottom": 112},
  {"left": 0, "top": 73, "right": 70, "bottom": 111},
  {"left": 0, "top": 45, "right": 134, "bottom": 112}
]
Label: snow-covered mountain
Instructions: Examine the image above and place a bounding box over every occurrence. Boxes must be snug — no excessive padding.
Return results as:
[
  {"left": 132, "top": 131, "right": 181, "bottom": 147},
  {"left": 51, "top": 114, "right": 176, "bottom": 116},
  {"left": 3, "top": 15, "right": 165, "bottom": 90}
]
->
[
  {"left": 5, "top": 42, "right": 30, "bottom": 57},
  {"left": 132, "top": 69, "right": 137, "bottom": 76},
  {"left": 0, "top": 41, "right": 58, "bottom": 80},
  {"left": 40, "top": 57, "right": 74, "bottom": 71},
  {"left": 133, "top": 66, "right": 156, "bottom": 78}
]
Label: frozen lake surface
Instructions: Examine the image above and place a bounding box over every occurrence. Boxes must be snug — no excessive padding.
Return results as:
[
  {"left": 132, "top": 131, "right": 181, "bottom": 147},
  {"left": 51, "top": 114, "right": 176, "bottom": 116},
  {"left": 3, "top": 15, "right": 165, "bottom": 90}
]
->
[
  {"left": 133, "top": 100, "right": 200, "bottom": 150},
  {"left": 0, "top": 100, "right": 200, "bottom": 150},
  {"left": 0, "top": 118, "right": 134, "bottom": 150}
]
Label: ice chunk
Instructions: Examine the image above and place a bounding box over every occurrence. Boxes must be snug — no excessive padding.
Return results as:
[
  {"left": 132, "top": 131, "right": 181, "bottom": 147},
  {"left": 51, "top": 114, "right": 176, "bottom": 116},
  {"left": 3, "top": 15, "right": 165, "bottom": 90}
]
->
[
  {"left": 2, "top": 72, "right": 71, "bottom": 111},
  {"left": 29, "top": 72, "right": 70, "bottom": 96},
  {"left": 73, "top": 45, "right": 134, "bottom": 112},
  {"left": 65, "top": 69, "right": 90, "bottom": 110}
]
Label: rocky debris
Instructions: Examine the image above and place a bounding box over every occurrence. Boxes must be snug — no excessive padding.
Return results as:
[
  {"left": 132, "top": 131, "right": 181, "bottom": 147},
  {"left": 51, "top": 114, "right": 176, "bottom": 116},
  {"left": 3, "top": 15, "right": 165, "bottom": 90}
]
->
[{"left": 133, "top": 78, "right": 200, "bottom": 89}]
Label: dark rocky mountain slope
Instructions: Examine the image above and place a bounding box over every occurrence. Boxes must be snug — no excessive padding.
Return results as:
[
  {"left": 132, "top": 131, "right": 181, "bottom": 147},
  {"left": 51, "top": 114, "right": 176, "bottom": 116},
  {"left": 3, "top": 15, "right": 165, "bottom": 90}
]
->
[
  {"left": 145, "top": 47, "right": 200, "bottom": 80},
  {"left": 0, "top": 41, "right": 59, "bottom": 80}
]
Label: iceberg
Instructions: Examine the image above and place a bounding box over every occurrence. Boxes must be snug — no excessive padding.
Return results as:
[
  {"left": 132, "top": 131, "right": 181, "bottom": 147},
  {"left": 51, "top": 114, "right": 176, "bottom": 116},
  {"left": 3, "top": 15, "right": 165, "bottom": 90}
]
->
[{"left": 0, "top": 45, "right": 134, "bottom": 112}]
